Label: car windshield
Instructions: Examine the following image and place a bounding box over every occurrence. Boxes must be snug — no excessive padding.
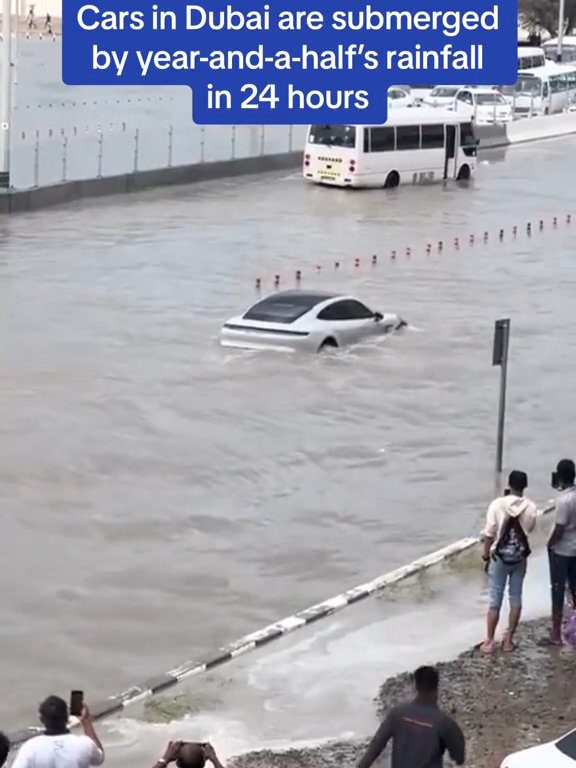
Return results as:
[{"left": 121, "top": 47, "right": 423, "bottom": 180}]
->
[
  {"left": 556, "top": 730, "right": 576, "bottom": 759},
  {"left": 244, "top": 293, "right": 330, "bottom": 324},
  {"left": 476, "top": 93, "right": 505, "bottom": 104},
  {"left": 431, "top": 87, "right": 459, "bottom": 97},
  {"left": 309, "top": 125, "right": 356, "bottom": 148}
]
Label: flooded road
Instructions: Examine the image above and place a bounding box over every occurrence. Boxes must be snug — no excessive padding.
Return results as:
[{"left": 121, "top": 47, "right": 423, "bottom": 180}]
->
[{"left": 1, "top": 135, "right": 576, "bottom": 732}]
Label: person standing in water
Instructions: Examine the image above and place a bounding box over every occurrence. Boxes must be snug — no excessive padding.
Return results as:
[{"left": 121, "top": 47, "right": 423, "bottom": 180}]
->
[{"left": 480, "top": 470, "right": 538, "bottom": 653}]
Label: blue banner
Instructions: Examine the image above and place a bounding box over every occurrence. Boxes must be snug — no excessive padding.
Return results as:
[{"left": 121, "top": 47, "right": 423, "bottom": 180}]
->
[{"left": 62, "top": 0, "right": 518, "bottom": 124}]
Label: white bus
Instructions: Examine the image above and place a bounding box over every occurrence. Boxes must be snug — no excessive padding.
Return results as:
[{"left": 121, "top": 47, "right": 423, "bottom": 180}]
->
[
  {"left": 504, "top": 61, "right": 576, "bottom": 115},
  {"left": 518, "top": 46, "right": 546, "bottom": 70},
  {"left": 543, "top": 37, "right": 576, "bottom": 62},
  {"left": 303, "top": 109, "right": 478, "bottom": 189}
]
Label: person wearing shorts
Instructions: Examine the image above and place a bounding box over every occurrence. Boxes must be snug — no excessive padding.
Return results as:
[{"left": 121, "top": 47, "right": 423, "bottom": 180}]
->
[{"left": 480, "top": 470, "right": 538, "bottom": 653}]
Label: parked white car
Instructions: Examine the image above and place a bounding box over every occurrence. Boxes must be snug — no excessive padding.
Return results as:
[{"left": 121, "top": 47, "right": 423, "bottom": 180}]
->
[
  {"left": 501, "top": 728, "right": 576, "bottom": 767},
  {"left": 388, "top": 87, "right": 414, "bottom": 107},
  {"left": 453, "top": 87, "right": 514, "bottom": 124},
  {"left": 424, "top": 85, "right": 462, "bottom": 108},
  {"left": 220, "top": 290, "right": 407, "bottom": 352}
]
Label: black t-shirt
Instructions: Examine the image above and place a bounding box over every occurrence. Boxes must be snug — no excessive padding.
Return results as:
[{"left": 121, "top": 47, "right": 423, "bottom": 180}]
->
[{"left": 358, "top": 699, "right": 465, "bottom": 768}]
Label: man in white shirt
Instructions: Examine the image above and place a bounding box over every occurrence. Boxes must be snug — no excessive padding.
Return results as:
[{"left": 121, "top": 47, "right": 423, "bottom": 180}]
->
[
  {"left": 11, "top": 696, "right": 104, "bottom": 768},
  {"left": 480, "top": 470, "right": 538, "bottom": 653}
]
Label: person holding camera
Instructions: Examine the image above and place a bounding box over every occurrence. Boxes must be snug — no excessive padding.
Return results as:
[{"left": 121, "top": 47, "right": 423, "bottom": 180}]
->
[
  {"left": 480, "top": 470, "right": 538, "bottom": 654},
  {"left": 11, "top": 696, "right": 104, "bottom": 768},
  {"left": 152, "top": 741, "right": 225, "bottom": 768},
  {"left": 547, "top": 458, "right": 576, "bottom": 646}
]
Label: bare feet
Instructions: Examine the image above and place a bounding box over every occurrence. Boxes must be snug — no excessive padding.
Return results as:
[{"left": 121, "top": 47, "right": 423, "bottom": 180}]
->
[
  {"left": 480, "top": 640, "right": 496, "bottom": 654},
  {"left": 502, "top": 636, "right": 516, "bottom": 652}
]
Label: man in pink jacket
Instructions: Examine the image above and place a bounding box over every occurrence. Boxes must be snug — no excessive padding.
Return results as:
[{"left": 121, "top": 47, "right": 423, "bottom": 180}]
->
[{"left": 480, "top": 470, "right": 538, "bottom": 653}]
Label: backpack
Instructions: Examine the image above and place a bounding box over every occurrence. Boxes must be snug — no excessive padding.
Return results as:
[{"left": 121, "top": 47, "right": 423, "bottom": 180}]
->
[{"left": 495, "top": 514, "right": 531, "bottom": 565}]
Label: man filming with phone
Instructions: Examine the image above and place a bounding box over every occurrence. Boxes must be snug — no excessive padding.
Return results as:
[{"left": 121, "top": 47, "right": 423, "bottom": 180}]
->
[{"left": 11, "top": 694, "right": 104, "bottom": 768}]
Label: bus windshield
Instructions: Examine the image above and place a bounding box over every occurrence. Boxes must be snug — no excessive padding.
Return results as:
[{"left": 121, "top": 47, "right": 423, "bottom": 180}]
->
[
  {"left": 309, "top": 125, "right": 356, "bottom": 148},
  {"left": 515, "top": 76, "right": 542, "bottom": 95},
  {"left": 475, "top": 93, "right": 505, "bottom": 105}
]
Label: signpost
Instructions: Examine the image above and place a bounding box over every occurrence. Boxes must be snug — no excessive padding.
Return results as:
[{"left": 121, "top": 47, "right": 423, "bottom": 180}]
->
[{"left": 493, "top": 319, "right": 511, "bottom": 474}]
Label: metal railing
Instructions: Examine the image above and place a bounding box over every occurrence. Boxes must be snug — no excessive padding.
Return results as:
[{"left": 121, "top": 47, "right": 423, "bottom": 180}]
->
[{"left": 10, "top": 123, "right": 307, "bottom": 190}]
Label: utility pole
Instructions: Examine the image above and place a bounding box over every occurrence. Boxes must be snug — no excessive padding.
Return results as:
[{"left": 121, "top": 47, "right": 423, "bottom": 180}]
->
[
  {"left": 557, "top": 0, "right": 566, "bottom": 61},
  {"left": 0, "top": 0, "right": 12, "bottom": 188},
  {"left": 493, "top": 319, "right": 511, "bottom": 475}
]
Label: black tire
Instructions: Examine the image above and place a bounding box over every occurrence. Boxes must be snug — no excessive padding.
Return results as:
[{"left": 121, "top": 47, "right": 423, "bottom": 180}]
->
[
  {"left": 318, "top": 337, "right": 338, "bottom": 352},
  {"left": 456, "top": 164, "right": 471, "bottom": 181},
  {"left": 384, "top": 171, "right": 400, "bottom": 189}
]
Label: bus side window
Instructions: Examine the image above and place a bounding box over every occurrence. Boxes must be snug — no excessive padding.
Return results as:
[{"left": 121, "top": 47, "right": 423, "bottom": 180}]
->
[
  {"left": 370, "top": 127, "right": 395, "bottom": 152},
  {"left": 363, "top": 128, "right": 370, "bottom": 153},
  {"left": 421, "top": 124, "right": 445, "bottom": 149}
]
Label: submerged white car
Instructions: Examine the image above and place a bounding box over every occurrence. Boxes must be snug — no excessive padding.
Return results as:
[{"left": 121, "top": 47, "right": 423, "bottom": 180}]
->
[
  {"left": 220, "top": 290, "right": 407, "bottom": 352},
  {"left": 501, "top": 728, "right": 576, "bottom": 767},
  {"left": 453, "top": 87, "right": 514, "bottom": 124},
  {"left": 424, "top": 85, "right": 462, "bottom": 108}
]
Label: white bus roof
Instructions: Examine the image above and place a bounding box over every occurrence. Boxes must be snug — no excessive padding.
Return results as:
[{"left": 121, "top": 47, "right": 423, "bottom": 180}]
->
[
  {"left": 355, "top": 107, "right": 472, "bottom": 126},
  {"left": 544, "top": 36, "right": 576, "bottom": 46},
  {"left": 518, "top": 46, "right": 545, "bottom": 56},
  {"left": 520, "top": 60, "right": 576, "bottom": 76}
]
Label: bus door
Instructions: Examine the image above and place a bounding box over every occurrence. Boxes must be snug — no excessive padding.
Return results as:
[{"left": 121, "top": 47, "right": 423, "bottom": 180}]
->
[{"left": 444, "top": 124, "right": 457, "bottom": 179}]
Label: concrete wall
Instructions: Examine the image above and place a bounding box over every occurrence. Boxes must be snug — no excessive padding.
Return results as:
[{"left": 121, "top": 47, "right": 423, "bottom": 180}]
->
[{"left": 0, "top": 150, "right": 302, "bottom": 214}]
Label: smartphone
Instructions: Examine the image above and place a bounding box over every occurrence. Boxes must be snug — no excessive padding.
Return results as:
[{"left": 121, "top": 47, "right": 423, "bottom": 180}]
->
[{"left": 70, "top": 690, "right": 84, "bottom": 717}]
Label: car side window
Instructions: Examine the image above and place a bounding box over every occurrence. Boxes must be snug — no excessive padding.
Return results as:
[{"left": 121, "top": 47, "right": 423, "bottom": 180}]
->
[{"left": 317, "top": 300, "right": 374, "bottom": 321}]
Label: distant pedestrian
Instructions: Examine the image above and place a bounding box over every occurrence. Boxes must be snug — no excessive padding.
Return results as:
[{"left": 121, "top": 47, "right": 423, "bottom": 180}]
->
[
  {"left": 152, "top": 742, "right": 225, "bottom": 768},
  {"left": 547, "top": 458, "right": 576, "bottom": 646},
  {"left": 45, "top": 12, "right": 52, "bottom": 34},
  {"left": 480, "top": 470, "right": 538, "bottom": 653},
  {"left": 0, "top": 732, "right": 10, "bottom": 768},
  {"left": 27, "top": 5, "right": 36, "bottom": 29},
  {"left": 11, "top": 697, "right": 104, "bottom": 768},
  {"left": 358, "top": 666, "right": 465, "bottom": 768}
]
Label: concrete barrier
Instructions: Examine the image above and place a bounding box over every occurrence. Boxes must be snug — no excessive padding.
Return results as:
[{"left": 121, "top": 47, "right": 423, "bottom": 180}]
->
[
  {"left": 7, "top": 536, "right": 479, "bottom": 748},
  {"left": 475, "top": 124, "right": 510, "bottom": 150},
  {"left": 0, "top": 150, "right": 302, "bottom": 214},
  {"left": 507, "top": 111, "right": 576, "bottom": 144}
]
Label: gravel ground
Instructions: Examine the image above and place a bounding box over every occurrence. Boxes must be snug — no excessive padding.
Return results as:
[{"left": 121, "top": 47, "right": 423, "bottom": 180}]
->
[{"left": 233, "top": 617, "right": 576, "bottom": 768}]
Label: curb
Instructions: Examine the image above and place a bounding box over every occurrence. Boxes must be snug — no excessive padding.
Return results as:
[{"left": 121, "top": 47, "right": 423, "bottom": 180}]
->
[{"left": 8, "top": 536, "right": 479, "bottom": 747}]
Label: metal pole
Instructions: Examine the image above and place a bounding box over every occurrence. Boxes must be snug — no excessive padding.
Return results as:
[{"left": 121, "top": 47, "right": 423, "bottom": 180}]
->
[
  {"left": 495, "top": 353, "right": 508, "bottom": 474},
  {"left": 13, "top": 0, "right": 19, "bottom": 88},
  {"left": 493, "top": 319, "right": 511, "bottom": 474},
  {"left": 0, "top": 0, "right": 13, "bottom": 188},
  {"left": 557, "top": 0, "right": 566, "bottom": 61}
]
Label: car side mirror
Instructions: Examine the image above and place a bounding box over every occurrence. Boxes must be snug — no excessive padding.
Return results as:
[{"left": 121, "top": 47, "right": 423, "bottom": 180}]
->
[{"left": 374, "top": 312, "right": 384, "bottom": 322}]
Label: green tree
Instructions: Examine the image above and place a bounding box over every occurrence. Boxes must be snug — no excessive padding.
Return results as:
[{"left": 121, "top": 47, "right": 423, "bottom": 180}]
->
[{"left": 519, "top": 0, "right": 576, "bottom": 37}]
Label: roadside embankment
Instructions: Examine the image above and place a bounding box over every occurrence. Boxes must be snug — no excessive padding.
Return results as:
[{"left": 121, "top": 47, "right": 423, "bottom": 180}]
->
[{"left": 233, "top": 617, "right": 576, "bottom": 768}]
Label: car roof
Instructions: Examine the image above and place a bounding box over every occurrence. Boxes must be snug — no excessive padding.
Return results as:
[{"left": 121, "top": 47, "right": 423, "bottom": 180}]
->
[{"left": 262, "top": 290, "right": 343, "bottom": 302}]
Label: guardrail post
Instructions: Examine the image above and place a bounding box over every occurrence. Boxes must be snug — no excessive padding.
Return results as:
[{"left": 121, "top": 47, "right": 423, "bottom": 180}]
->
[
  {"left": 33, "top": 131, "right": 40, "bottom": 188},
  {"left": 288, "top": 125, "right": 294, "bottom": 152},
  {"left": 168, "top": 125, "right": 174, "bottom": 167},
  {"left": 200, "top": 125, "right": 205, "bottom": 162},
  {"left": 133, "top": 128, "right": 140, "bottom": 173},
  {"left": 61, "top": 136, "right": 68, "bottom": 182},
  {"left": 231, "top": 125, "right": 236, "bottom": 159},
  {"left": 260, "top": 125, "right": 265, "bottom": 156},
  {"left": 97, "top": 130, "right": 103, "bottom": 178}
]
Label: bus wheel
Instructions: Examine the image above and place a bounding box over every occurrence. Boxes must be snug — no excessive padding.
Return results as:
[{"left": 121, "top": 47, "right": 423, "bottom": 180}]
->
[
  {"left": 457, "top": 164, "right": 471, "bottom": 181},
  {"left": 384, "top": 171, "right": 400, "bottom": 189}
]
